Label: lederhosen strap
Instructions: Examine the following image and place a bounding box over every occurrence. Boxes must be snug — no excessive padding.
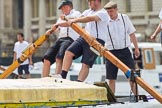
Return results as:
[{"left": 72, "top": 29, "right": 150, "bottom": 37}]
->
[
  {"left": 107, "top": 24, "right": 115, "bottom": 49},
  {"left": 95, "top": 21, "right": 99, "bottom": 38},
  {"left": 121, "top": 14, "right": 126, "bottom": 47},
  {"left": 95, "top": 21, "right": 105, "bottom": 46},
  {"left": 67, "top": 27, "right": 69, "bottom": 37}
]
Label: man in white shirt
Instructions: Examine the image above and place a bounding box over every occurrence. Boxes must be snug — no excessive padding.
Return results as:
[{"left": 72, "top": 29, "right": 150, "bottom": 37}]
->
[
  {"left": 42, "top": 0, "right": 81, "bottom": 77},
  {"left": 150, "top": 8, "right": 162, "bottom": 40},
  {"left": 13, "top": 33, "right": 33, "bottom": 78},
  {"left": 58, "top": 0, "right": 109, "bottom": 81},
  {"left": 104, "top": 1, "right": 140, "bottom": 94}
]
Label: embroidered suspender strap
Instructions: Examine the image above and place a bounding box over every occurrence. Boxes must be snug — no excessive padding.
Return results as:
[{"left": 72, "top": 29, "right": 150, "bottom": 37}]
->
[
  {"left": 121, "top": 14, "right": 126, "bottom": 47},
  {"left": 107, "top": 25, "right": 115, "bottom": 49},
  {"left": 95, "top": 21, "right": 99, "bottom": 38}
]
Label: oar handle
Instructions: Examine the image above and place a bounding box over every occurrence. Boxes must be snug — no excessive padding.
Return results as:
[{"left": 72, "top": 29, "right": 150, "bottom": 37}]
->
[
  {"left": 45, "top": 29, "right": 54, "bottom": 36},
  {"left": 45, "top": 24, "right": 59, "bottom": 36},
  {"left": 48, "top": 29, "right": 55, "bottom": 34}
]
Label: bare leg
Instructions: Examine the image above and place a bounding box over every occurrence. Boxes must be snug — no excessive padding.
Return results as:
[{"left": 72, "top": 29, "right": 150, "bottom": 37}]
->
[
  {"left": 42, "top": 59, "right": 51, "bottom": 77},
  {"left": 18, "top": 75, "right": 23, "bottom": 79},
  {"left": 129, "top": 80, "right": 138, "bottom": 95},
  {"left": 77, "top": 64, "right": 90, "bottom": 81},
  {"left": 26, "top": 74, "right": 31, "bottom": 79},
  {"left": 62, "top": 51, "right": 74, "bottom": 71},
  {"left": 55, "top": 58, "right": 63, "bottom": 74},
  {"left": 108, "top": 80, "right": 116, "bottom": 93}
]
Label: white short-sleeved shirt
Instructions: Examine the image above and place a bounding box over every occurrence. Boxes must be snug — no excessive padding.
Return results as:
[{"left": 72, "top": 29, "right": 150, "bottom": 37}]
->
[
  {"left": 159, "top": 8, "right": 162, "bottom": 29},
  {"left": 13, "top": 41, "right": 29, "bottom": 65},
  {"left": 105, "top": 13, "right": 136, "bottom": 50},
  {"left": 57, "top": 9, "right": 81, "bottom": 40},
  {"left": 81, "top": 9, "right": 109, "bottom": 41}
]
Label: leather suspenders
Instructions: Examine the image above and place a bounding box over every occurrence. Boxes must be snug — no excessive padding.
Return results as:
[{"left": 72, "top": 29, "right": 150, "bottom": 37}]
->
[
  {"left": 95, "top": 21, "right": 99, "bottom": 39},
  {"left": 107, "top": 14, "right": 126, "bottom": 49},
  {"left": 67, "top": 27, "right": 69, "bottom": 37}
]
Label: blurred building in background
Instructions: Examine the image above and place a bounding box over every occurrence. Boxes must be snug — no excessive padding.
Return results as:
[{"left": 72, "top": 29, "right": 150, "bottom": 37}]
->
[
  {"left": 0, "top": 0, "right": 23, "bottom": 55},
  {"left": 0, "top": 0, "right": 162, "bottom": 65},
  {"left": 23, "top": 0, "right": 162, "bottom": 43}
]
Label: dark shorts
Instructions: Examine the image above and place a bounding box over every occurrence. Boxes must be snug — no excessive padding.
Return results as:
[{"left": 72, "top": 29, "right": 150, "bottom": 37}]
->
[
  {"left": 67, "top": 37, "right": 105, "bottom": 68},
  {"left": 18, "top": 64, "right": 30, "bottom": 75},
  {"left": 42, "top": 37, "right": 74, "bottom": 65},
  {"left": 105, "top": 47, "right": 135, "bottom": 80}
]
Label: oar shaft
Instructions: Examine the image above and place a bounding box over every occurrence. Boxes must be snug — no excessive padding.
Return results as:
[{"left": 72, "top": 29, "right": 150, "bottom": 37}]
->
[
  {"left": 0, "top": 66, "right": 25, "bottom": 79},
  {"left": 136, "top": 77, "right": 162, "bottom": 103}
]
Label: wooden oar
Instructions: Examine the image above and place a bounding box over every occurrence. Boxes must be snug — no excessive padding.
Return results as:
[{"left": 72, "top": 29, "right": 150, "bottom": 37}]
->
[
  {"left": 0, "top": 66, "right": 5, "bottom": 71},
  {"left": 68, "top": 21, "right": 162, "bottom": 103},
  {"left": 0, "top": 66, "right": 25, "bottom": 79},
  {"left": 0, "top": 29, "right": 56, "bottom": 79}
]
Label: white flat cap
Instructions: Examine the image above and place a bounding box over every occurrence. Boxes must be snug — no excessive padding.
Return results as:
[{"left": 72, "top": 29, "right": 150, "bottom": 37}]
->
[{"left": 104, "top": 1, "right": 117, "bottom": 9}]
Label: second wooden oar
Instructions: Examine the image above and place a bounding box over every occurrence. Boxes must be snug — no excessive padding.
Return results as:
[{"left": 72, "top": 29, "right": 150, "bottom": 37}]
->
[{"left": 68, "top": 21, "right": 162, "bottom": 103}]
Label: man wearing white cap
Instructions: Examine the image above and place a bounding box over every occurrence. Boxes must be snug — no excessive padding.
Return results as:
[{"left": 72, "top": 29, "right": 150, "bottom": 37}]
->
[
  {"left": 150, "top": 8, "right": 162, "bottom": 40},
  {"left": 104, "top": 1, "right": 140, "bottom": 94}
]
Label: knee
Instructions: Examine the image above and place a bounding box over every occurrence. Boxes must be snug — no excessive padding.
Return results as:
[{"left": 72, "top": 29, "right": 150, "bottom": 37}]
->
[
  {"left": 82, "top": 63, "right": 90, "bottom": 69},
  {"left": 65, "top": 51, "right": 75, "bottom": 58},
  {"left": 56, "top": 58, "right": 63, "bottom": 64},
  {"left": 44, "top": 59, "right": 50, "bottom": 65},
  {"left": 56, "top": 58, "right": 62, "bottom": 61},
  {"left": 109, "top": 80, "right": 115, "bottom": 85}
]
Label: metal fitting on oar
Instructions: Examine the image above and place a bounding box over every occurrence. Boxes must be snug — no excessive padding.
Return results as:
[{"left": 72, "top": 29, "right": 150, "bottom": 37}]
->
[
  {"left": 130, "top": 69, "right": 141, "bottom": 82},
  {"left": 130, "top": 69, "right": 141, "bottom": 102}
]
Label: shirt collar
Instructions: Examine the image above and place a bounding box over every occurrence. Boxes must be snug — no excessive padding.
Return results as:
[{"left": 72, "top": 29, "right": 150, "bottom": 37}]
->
[
  {"left": 65, "top": 9, "right": 74, "bottom": 16},
  {"left": 109, "top": 13, "right": 121, "bottom": 22}
]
